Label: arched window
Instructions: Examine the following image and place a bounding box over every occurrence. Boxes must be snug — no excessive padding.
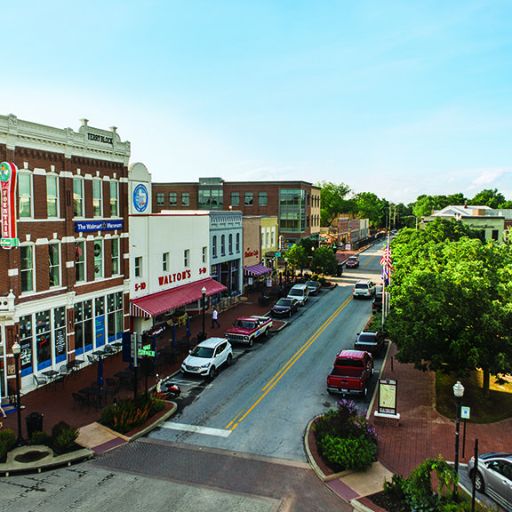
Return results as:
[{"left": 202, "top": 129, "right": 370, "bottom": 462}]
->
[
  {"left": 221, "top": 235, "right": 226, "bottom": 256},
  {"left": 212, "top": 235, "right": 217, "bottom": 258},
  {"left": 228, "top": 234, "right": 233, "bottom": 254}
]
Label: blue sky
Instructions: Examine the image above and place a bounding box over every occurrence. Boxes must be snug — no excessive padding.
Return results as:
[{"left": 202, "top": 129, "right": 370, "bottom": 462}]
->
[{"left": 2, "top": 1, "right": 511, "bottom": 203}]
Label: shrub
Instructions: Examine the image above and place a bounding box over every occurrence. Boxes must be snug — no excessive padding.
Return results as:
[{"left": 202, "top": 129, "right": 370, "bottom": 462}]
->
[
  {"left": 0, "top": 428, "right": 16, "bottom": 462},
  {"left": 149, "top": 398, "right": 165, "bottom": 416},
  {"left": 29, "top": 430, "right": 52, "bottom": 447},
  {"left": 100, "top": 395, "right": 157, "bottom": 434},
  {"left": 318, "top": 435, "right": 377, "bottom": 471},
  {"left": 51, "top": 421, "right": 79, "bottom": 454}
]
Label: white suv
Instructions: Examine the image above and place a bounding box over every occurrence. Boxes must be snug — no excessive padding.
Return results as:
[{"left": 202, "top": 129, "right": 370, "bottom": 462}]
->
[
  {"left": 352, "top": 280, "right": 376, "bottom": 299},
  {"left": 287, "top": 284, "right": 310, "bottom": 306},
  {"left": 181, "top": 337, "right": 233, "bottom": 379}
]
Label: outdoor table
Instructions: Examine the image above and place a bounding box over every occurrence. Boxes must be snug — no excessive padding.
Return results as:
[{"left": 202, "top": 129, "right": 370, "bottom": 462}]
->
[
  {"left": 42, "top": 369, "right": 59, "bottom": 382},
  {"left": 110, "top": 341, "right": 123, "bottom": 351},
  {"left": 94, "top": 349, "right": 107, "bottom": 358},
  {"left": 67, "top": 359, "right": 83, "bottom": 373}
]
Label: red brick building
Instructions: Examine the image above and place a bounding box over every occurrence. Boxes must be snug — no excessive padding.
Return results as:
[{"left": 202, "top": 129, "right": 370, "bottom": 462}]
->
[
  {"left": 152, "top": 178, "right": 321, "bottom": 246},
  {"left": 0, "top": 115, "right": 130, "bottom": 398}
]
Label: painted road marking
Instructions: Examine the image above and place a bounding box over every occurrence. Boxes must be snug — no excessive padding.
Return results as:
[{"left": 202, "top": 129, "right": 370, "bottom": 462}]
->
[
  {"left": 162, "top": 421, "right": 232, "bottom": 438},
  {"left": 225, "top": 295, "right": 352, "bottom": 431}
]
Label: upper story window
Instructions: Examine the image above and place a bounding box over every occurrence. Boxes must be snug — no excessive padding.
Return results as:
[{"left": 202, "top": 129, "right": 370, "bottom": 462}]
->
[
  {"left": 20, "top": 245, "right": 34, "bottom": 293},
  {"left": 134, "top": 256, "right": 142, "bottom": 278},
  {"left": 111, "top": 238, "right": 120, "bottom": 275},
  {"left": 184, "top": 249, "right": 190, "bottom": 267},
  {"left": 75, "top": 240, "right": 86, "bottom": 283},
  {"left": 94, "top": 239, "right": 103, "bottom": 279},
  {"left": 163, "top": 252, "right": 169, "bottom": 272},
  {"left": 244, "top": 192, "right": 254, "bottom": 206},
  {"left": 169, "top": 192, "right": 177, "bottom": 206},
  {"left": 258, "top": 192, "right": 268, "bottom": 207},
  {"left": 202, "top": 246, "right": 207, "bottom": 264},
  {"left": 231, "top": 192, "right": 240, "bottom": 207},
  {"left": 18, "top": 173, "right": 33, "bottom": 218},
  {"left": 73, "top": 177, "right": 84, "bottom": 217},
  {"left": 48, "top": 242, "right": 60, "bottom": 287},
  {"left": 212, "top": 236, "right": 217, "bottom": 258},
  {"left": 110, "top": 181, "right": 119, "bottom": 217},
  {"left": 46, "top": 175, "right": 59, "bottom": 218},
  {"left": 92, "top": 179, "right": 103, "bottom": 217},
  {"left": 228, "top": 234, "right": 233, "bottom": 254},
  {"left": 236, "top": 233, "right": 240, "bottom": 253},
  {"left": 271, "top": 228, "right": 276, "bottom": 247},
  {"left": 182, "top": 192, "right": 190, "bottom": 206},
  {"left": 221, "top": 235, "right": 226, "bottom": 256},
  {"left": 156, "top": 193, "right": 164, "bottom": 206}
]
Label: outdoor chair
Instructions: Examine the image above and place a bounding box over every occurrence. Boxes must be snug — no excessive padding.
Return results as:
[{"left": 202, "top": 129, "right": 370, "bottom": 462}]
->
[
  {"left": 87, "top": 354, "right": 98, "bottom": 365},
  {"left": 33, "top": 374, "right": 48, "bottom": 388}
]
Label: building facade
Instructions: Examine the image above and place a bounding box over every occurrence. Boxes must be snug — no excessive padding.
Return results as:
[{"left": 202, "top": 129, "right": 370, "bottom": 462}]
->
[
  {"left": 152, "top": 178, "right": 321, "bottom": 245},
  {"left": 0, "top": 115, "right": 130, "bottom": 398},
  {"left": 260, "top": 216, "right": 279, "bottom": 269}
]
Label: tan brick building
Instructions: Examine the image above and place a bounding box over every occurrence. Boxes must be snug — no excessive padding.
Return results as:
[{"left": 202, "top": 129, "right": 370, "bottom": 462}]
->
[{"left": 0, "top": 115, "right": 130, "bottom": 398}]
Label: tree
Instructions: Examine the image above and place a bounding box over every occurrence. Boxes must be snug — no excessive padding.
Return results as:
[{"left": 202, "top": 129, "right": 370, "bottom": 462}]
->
[
  {"left": 411, "top": 193, "right": 467, "bottom": 218},
  {"left": 316, "top": 181, "right": 353, "bottom": 226},
  {"left": 285, "top": 244, "right": 308, "bottom": 273},
  {"left": 354, "top": 192, "right": 386, "bottom": 228},
  {"left": 310, "top": 246, "right": 338, "bottom": 275},
  {"left": 387, "top": 229, "right": 512, "bottom": 394},
  {"left": 469, "top": 188, "right": 506, "bottom": 209}
]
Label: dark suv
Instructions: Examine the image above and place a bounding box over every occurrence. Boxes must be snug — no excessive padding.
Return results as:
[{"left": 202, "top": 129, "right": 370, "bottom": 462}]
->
[{"left": 354, "top": 331, "right": 386, "bottom": 355}]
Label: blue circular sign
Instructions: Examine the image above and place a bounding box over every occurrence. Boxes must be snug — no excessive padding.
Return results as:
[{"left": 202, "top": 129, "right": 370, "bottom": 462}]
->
[{"left": 133, "top": 183, "right": 149, "bottom": 213}]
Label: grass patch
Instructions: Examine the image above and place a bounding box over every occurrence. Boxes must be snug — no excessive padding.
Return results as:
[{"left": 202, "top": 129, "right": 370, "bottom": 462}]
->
[{"left": 436, "top": 371, "right": 512, "bottom": 423}]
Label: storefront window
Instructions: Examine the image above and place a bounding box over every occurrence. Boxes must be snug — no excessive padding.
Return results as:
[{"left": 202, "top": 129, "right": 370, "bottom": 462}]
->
[
  {"left": 54, "top": 306, "right": 67, "bottom": 363},
  {"left": 19, "top": 315, "right": 33, "bottom": 376},
  {"left": 36, "top": 310, "right": 52, "bottom": 370},
  {"left": 107, "top": 292, "right": 123, "bottom": 342},
  {"left": 95, "top": 297, "right": 106, "bottom": 348},
  {"left": 75, "top": 300, "right": 93, "bottom": 355}
]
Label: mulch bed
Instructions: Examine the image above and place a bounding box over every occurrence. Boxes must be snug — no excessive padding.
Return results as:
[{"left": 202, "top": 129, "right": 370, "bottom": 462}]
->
[{"left": 123, "top": 401, "right": 174, "bottom": 438}]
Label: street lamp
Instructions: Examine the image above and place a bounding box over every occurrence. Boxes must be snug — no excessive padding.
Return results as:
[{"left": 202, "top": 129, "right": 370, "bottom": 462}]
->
[
  {"left": 201, "top": 286, "right": 207, "bottom": 341},
  {"left": 453, "top": 380, "right": 465, "bottom": 497},
  {"left": 12, "top": 340, "right": 24, "bottom": 446}
]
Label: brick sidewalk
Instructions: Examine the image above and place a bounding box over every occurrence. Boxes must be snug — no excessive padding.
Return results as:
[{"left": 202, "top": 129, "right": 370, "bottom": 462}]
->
[{"left": 370, "top": 343, "right": 512, "bottom": 476}]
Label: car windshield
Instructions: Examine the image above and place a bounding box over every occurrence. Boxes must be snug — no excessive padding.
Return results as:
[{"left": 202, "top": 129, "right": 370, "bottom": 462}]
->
[
  {"left": 355, "top": 283, "right": 369, "bottom": 289},
  {"left": 306, "top": 281, "right": 318, "bottom": 287},
  {"left": 358, "top": 333, "right": 377, "bottom": 343},
  {"left": 336, "top": 358, "right": 363, "bottom": 367},
  {"left": 235, "top": 320, "right": 256, "bottom": 329},
  {"left": 289, "top": 289, "right": 303, "bottom": 296},
  {"left": 276, "top": 299, "right": 292, "bottom": 306},
  {"left": 349, "top": 257, "right": 358, "bottom": 261},
  {"left": 190, "top": 346, "right": 214, "bottom": 358}
]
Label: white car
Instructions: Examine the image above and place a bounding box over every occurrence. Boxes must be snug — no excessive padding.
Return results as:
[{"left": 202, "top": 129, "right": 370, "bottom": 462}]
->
[
  {"left": 287, "top": 284, "right": 310, "bottom": 306},
  {"left": 181, "top": 337, "right": 233, "bottom": 379},
  {"left": 352, "top": 280, "right": 376, "bottom": 299}
]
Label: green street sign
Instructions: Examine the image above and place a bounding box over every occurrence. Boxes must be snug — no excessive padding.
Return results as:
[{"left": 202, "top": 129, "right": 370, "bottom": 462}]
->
[
  {"left": 138, "top": 344, "right": 155, "bottom": 357},
  {"left": 275, "top": 251, "right": 281, "bottom": 257}
]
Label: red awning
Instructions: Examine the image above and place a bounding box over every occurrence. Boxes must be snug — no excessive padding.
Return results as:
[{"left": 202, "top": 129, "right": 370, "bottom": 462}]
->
[{"left": 130, "top": 277, "right": 227, "bottom": 318}]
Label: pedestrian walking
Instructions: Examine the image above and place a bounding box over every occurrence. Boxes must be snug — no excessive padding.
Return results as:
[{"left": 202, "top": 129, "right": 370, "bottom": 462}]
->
[{"left": 211, "top": 307, "right": 220, "bottom": 328}]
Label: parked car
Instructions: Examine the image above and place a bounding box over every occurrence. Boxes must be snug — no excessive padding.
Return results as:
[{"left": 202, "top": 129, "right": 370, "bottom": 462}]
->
[
  {"left": 224, "top": 316, "right": 273, "bottom": 347},
  {"left": 468, "top": 452, "right": 512, "bottom": 510},
  {"left": 352, "top": 280, "right": 376, "bottom": 299},
  {"left": 305, "top": 280, "right": 321, "bottom": 296},
  {"left": 326, "top": 349, "right": 373, "bottom": 397},
  {"left": 372, "top": 294, "right": 383, "bottom": 312},
  {"left": 354, "top": 331, "right": 386, "bottom": 355},
  {"left": 271, "top": 297, "right": 299, "bottom": 317},
  {"left": 345, "top": 255, "right": 359, "bottom": 269},
  {"left": 181, "top": 337, "right": 233, "bottom": 379},
  {"left": 287, "top": 284, "right": 309, "bottom": 306}
]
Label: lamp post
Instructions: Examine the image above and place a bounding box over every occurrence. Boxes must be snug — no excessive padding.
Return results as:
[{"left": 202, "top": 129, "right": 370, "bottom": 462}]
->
[
  {"left": 453, "top": 380, "right": 465, "bottom": 498},
  {"left": 201, "top": 286, "right": 207, "bottom": 341},
  {"left": 12, "top": 340, "right": 24, "bottom": 446}
]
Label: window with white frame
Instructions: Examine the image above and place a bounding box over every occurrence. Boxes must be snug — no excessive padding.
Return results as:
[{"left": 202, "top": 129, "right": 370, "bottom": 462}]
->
[
  {"left": 74, "top": 299, "right": 93, "bottom": 354},
  {"left": 75, "top": 240, "right": 86, "bottom": 282},
  {"left": 202, "top": 246, "right": 207, "bottom": 264},
  {"left": 163, "top": 252, "right": 169, "bottom": 272},
  {"left": 20, "top": 245, "right": 34, "bottom": 292},
  {"left": 73, "top": 177, "right": 84, "bottom": 217},
  {"left": 94, "top": 239, "right": 103, "bottom": 279},
  {"left": 261, "top": 228, "right": 265, "bottom": 249},
  {"left": 184, "top": 249, "right": 190, "bottom": 267},
  {"left": 107, "top": 292, "right": 123, "bottom": 342},
  {"left": 48, "top": 242, "right": 60, "bottom": 287},
  {"left": 19, "top": 314, "right": 33, "bottom": 375},
  {"left": 182, "top": 192, "right": 190, "bottom": 206},
  {"left": 94, "top": 296, "right": 106, "bottom": 348},
  {"left": 110, "top": 180, "right": 119, "bottom": 216},
  {"left": 265, "top": 230, "right": 270, "bottom": 248},
  {"left": 18, "top": 173, "right": 33, "bottom": 218},
  {"left": 134, "top": 256, "right": 142, "bottom": 277},
  {"left": 156, "top": 193, "right": 164, "bottom": 206},
  {"left": 46, "top": 175, "right": 59, "bottom": 217},
  {"left": 111, "top": 238, "right": 120, "bottom": 275},
  {"left": 54, "top": 306, "right": 67, "bottom": 363},
  {"left": 35, "top": 309, "right": 52, "bottom": 369},
  {"left": 169, "top": 192, "right": 177, "bottom": 206},
  {"left": 92, "top": 179, "right": 103, "bottom": 217}
]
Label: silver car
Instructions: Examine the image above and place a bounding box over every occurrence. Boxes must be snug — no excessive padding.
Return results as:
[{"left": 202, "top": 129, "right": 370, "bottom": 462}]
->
[{"left": 468, "top": 452, "right": 512, "bottom": 510}]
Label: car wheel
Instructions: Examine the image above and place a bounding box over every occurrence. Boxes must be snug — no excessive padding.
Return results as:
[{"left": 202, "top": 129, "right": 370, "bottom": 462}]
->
[
  {"left": 226, "top": 354, "right": 232, "bottom": 367},
  {"left": 248, "top": 338, "right": 254, "bottom": 348},
  {"left": 473, "top": 470, "right": 485, "bottom": 492},
  {"left": 288, "top": 311, "right": 292, "bottom": 318},
  {"left": 208, "top": 366, "right": 217, "bottom": 380}
]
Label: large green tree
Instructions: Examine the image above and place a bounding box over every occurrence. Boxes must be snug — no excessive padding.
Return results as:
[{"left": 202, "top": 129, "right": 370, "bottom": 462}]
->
[
  {"left": 354, "top": 192, "right": 386, "bottom": 228},
  {"left": 387, "top": 223, "right": 512, "bottom": 393},
  {"left": 316, "top": 181, "right": 353, "bottom": 226},
  {"left": 411, "top": 193, "right": 467, "bottom": 218},
  {"left": 469, "top": 188, "right": 507, "bottom": 209},
  {"left": 310, "top": 246, "right": 337, "bottom": 275},
  {"left": 285, "top": 244, "right": 308, "bottom": 273}
]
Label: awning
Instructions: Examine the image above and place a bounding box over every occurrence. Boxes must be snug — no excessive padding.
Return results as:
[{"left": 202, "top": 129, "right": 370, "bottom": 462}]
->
[
  {"left": 244, "top": 263, "right": 272, "bottom": 277},
  {"left": 130, "top": 277, "right": 227, "bottom": 318}
]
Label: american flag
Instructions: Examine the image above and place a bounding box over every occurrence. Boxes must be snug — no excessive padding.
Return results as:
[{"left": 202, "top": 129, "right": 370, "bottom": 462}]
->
[{"left": 380, "top": 244, "right": 393, "bottom": 284}]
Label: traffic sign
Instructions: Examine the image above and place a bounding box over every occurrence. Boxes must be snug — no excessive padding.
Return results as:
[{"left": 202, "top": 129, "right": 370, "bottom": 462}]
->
[
  {"left": 460, "top": 406, "right": 471, "bottom": 420},
  {"left": 138, "top": 344, "right": 155, "bottom": 357}
]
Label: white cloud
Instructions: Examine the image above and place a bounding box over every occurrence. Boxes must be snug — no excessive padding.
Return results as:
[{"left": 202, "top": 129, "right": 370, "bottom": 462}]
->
[{"left": 468, "top": 168, "right": 511, "bottom": 189}]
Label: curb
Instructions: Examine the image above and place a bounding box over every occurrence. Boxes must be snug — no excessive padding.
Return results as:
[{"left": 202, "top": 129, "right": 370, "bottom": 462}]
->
[{"left": 126, "top": 401, "right": 178, "bottom": 442}]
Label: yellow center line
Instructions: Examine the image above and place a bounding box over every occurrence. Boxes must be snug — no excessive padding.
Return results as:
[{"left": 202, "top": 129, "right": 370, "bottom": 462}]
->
[{"left": 225, "top": 295, "right": 352, "bottom": 431}]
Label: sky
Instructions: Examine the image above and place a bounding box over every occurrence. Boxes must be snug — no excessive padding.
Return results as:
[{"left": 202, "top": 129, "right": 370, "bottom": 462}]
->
[{"left": 2, "top": 0, "right": 511, "bottom": 203}]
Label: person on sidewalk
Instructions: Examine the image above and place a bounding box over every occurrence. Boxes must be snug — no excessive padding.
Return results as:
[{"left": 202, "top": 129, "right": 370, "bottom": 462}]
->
[{"left": 211, "top": 307, "right": 220, "bottom": 328}]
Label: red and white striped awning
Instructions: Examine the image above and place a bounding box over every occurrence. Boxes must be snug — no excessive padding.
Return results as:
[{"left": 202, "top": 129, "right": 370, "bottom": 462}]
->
[{"left": 130, "top": 277, "right": 227, "bottom": 318}]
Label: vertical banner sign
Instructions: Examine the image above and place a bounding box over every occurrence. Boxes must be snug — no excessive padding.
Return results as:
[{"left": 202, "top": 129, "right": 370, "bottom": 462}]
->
[
  {"left": 378, "top": 379, "right": 398, "bottom": 415},
  {"left": 0, "top": 162, "right": 19, "bottom": 249}
]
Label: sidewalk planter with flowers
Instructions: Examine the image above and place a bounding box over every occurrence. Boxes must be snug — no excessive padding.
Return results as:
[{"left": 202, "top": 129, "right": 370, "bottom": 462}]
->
[{"left": 313, "top": 399, "right": 378, "bottom": 472}]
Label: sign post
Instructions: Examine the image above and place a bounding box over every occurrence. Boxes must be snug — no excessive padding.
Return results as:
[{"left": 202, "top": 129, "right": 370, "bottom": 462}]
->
[
  {"left": 374, "top": 378, "right": 400, "bottom": 423},
  {"left": 461, "top": 406, "right": 471, "bottom": 458},
  {"left": 131, "top": 333, "right": 139, "bottom": 399}
]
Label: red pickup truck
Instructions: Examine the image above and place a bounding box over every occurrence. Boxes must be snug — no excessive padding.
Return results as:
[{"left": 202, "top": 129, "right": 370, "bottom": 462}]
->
[
  {"left": 225, "top": 315, "right": 273, "bottom": 347},
  {"left": 326, "top": 349, "right": 373, "bottom": 398}
]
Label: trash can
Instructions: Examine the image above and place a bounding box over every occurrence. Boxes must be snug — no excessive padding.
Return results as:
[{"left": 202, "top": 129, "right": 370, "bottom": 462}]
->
[{"left": 26, "top": 412, "right": 44, "bottom": 438}]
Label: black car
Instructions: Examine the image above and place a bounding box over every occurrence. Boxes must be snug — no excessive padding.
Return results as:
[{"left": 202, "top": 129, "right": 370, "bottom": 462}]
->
[
  {"left": 271, "top": 297, "right": 299, "bottom": 317},
  {"left": 354, "top": 331, "right": 386, "bottom": 355}
]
